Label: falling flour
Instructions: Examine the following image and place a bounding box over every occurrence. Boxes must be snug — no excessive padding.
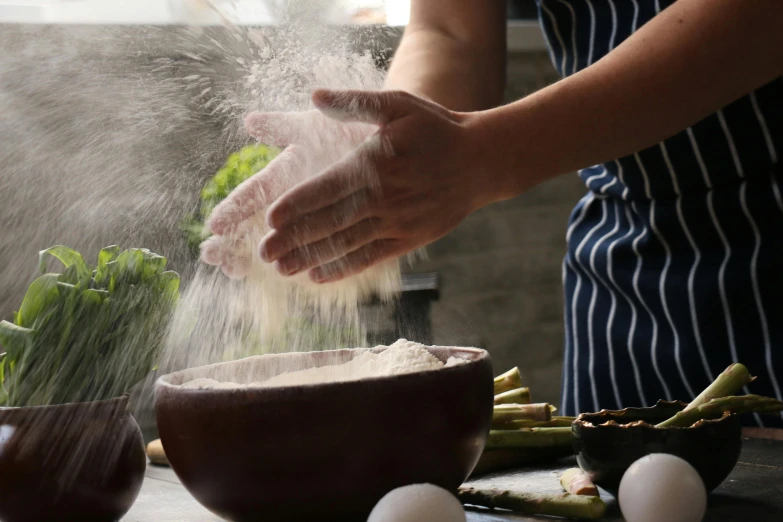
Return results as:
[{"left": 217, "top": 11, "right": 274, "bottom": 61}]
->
[
  {"left": 181, "top": 339, "right": 467, "bottom": 389},
  {"left": 156, "top": 3, "right": 418, "bottom": 378}
]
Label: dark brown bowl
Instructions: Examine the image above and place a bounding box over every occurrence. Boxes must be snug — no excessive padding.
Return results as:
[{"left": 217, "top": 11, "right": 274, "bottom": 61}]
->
[
  {"left": 0, "top": 396, "right": 147, "bottom": 522},
  {"left": 573, "top": 400, "right": 742, "bottom": 495},
  {"left": 155, "top": 346, "right": 494, "bottom": 522}
]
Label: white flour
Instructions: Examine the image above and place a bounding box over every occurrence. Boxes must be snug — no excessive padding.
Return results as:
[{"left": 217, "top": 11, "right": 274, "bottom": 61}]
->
[
  {"left": 181, "top": 339, "right": 467, "bottom": 389},
  {"left": 158, "top": 3, "right": 413, "bottom": 375}
]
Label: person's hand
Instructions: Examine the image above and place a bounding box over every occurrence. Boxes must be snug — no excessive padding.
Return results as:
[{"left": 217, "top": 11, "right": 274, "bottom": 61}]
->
[
  {"left": 255, "top": 89, "right": 502, "bottom": 284},
  {"left": 199, "top": 105, "right": 377, "bottom": 279}
]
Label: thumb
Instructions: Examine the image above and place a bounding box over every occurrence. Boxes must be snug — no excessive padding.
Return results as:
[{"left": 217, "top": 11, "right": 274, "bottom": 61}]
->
[{"left": 312, "top": 89, "right": 418, "bottom": 125}]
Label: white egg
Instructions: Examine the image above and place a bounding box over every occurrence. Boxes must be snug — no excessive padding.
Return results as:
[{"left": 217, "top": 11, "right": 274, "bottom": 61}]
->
[
  {"left": 618, "top": 453, "right": 707, "bottom": 522},
  {"left": 367, "top": 483, "right": 466, "bottom": 522}
]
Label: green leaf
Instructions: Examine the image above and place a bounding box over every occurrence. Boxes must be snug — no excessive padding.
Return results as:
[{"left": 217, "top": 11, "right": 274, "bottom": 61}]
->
[
  {"left": 0, "top": 321, "right": 34, "bottom": 358},
  {"left": 16, "top": 274, "right": 60, "bottom": 328},
  {"left": 141, "top": 251, "right": 168, "bottom": 279},
  {"left": 116, "top": 249, "right": 146, "bottom": 284},
  {"left": 38, "top": 246, "right": 88, "bottom": 279},
  {"left": 0, "top": 353, "right": 6, "bottom": 406},
  {"left": 59, "top": 264, "right": 86, "bottom": 285},
  {"left": 98, "top": 245, "right": 121, "bottom": 267},
  {"left": 147, "top": 271, "right": 180, "bottom": 301},
  {"left": 82, "top": 288, "right": 108, "bottom": 305}
]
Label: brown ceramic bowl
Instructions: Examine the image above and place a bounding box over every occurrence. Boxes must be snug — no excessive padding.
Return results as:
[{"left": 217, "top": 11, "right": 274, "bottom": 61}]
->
[
  {"left": 155, "top": 346, "right": 494, "bottom": 522},
  {"left": 573, "top": 400, "right": 742, "bottom": 496},
  {"left": 0, "top": 396, "right": 147, "bottom": 522}
]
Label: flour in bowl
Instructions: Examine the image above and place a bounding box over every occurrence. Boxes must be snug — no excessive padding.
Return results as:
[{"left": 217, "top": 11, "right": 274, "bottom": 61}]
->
[{"left": 181, "top": 339, "right": 467, "bottom": 389}]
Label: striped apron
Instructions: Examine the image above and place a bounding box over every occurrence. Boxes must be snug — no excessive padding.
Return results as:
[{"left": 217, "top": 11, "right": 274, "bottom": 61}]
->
[{"left": 537, "top": 0, "right": 783, "bottom": 427}]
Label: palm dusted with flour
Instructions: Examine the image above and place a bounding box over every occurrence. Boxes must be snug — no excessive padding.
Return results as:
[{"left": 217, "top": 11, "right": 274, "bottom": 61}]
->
[{"left": 206, "top": 89, "right": 502, "bottom": 283}]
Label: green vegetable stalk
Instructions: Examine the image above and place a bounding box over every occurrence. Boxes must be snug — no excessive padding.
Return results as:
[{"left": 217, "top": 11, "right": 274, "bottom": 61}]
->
[
  {"left": 458, "top": 487, "right": 606, "bottom": 520},
  {"left": 656, "top": 394, "right": 783, "bottom": 428},
  {"left": 684, "top": 363, "right": 754, "bottom": 412},
  {"left": 500, "top": 417, "right": 576, "bottom": 429},
  {"left": 494, "top": 367, "right": 523, "bottom": 395},
  {"left": 471, "top": 447, "right": 573, "bottom": 476},
  {"left": 493, "top": 387, "right": 531, "bottom": 404},
  {"left": 560, "top": 468, "right": 599, "bottom": 496},
  {"left": 485, "top": 427, "right": 573, "bottom": 450},
  {"left": 491, "top": 403, "right": 555, "bottom": 428},
  {"left": 0, "top": 245, "right": 180, "bottom": 407},
  {"left": 656, "top": 363, "right": 755, "bottom": 428}
]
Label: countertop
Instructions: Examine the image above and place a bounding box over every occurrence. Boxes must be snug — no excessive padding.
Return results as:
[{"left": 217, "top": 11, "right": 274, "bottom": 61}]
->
[{"left": 123, "top": 435, "right": 783, "bottom": 521}]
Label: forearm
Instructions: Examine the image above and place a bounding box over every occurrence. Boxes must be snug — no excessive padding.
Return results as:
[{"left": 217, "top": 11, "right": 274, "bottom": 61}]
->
[
  {"left": 475, "top": 0, "right": 783, "bottom": 200},
  {"left": 386, "top": 27, "right": 506, "bottom": 111}
]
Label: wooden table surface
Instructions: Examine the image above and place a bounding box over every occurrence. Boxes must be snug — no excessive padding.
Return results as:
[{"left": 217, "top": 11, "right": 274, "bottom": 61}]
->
[{"left": 123, "top": 435, "right": 783, "bottom": 522}]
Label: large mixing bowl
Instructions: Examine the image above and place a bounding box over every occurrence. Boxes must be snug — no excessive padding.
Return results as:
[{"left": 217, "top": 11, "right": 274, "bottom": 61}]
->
[{"left": 155, "top": 346, "right": 493, "bottom": 522}]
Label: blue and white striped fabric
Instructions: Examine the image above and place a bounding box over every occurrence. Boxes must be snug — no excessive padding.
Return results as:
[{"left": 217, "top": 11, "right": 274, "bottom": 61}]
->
[{"left": 536, "top": 0, "right": 783, "bottom": 427}]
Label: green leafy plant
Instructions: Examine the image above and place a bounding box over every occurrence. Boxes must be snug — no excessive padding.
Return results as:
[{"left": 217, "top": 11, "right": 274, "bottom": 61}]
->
[
  {"left": 182, "top": 143, "right": 280, "bottom": 254},
  {"left": 0, "top": 245, "right": 180, "bottom": 407}
]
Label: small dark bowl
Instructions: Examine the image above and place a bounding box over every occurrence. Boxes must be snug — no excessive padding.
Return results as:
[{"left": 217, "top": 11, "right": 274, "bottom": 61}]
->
[
  {"left": 0, "top": 396, "right": 147, "bottom": 522},
  {"left": 155, "top": 346, "right": 494, "bottom": 522},
  {"left": 573, "top": 400, "right": 742, "bottom": 496}
]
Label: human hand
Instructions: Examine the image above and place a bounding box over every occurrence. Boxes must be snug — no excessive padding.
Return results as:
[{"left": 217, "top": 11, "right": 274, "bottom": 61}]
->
[
  {"left": 256, "top": 89, "right": 500, "bottom": 284},
  {"left": 199, "top": 106, "right": 376, "bottom": 279}
]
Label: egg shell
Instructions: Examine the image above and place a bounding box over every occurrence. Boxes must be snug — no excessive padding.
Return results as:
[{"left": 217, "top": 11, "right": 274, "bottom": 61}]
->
[
  {"left": 368, "top": 483, "right": 467, "bottom": 522},
  {"left": 618, "top": 453, "right": 707, "bottom": 522}
]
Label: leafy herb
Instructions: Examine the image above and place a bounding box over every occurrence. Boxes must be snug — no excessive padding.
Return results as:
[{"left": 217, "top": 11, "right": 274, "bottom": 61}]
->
[
  {"left": 182, "top": 143, "right": 279, "bottom": 254},
  {"left": 0, "top": 245, "right": 180, "bottom": 407}
]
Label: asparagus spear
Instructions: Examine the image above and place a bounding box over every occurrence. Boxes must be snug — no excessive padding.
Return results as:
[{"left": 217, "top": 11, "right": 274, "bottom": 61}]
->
[
  {"left": 486, "top": 427, "right": 573, "bottom": 450},
  {"left": 560, "top": 468, "right": 599, "bottom": 496},
  {"left": 494, "top": 367, "right": 523, "bottom": 395},
  {"left": 501, "top": 417, "right": 575, "bottom": 429},
  {"left": 683, "top": 363, "right": 755, "bottom": 413},
  {"left": 458, "top": 487, "right": 606, "bottom": 520},
  {"left": 657, "top": 394, "right": 783, "bottom": 428},
  {"left": 471, "top": 447, "right": 573, "bottom": 476},
  {"left": 492, "top": 403, "right": 554, "bottom": 427},
  {"left": 494, "top": 387, "right": 531, "bottom": 405}
]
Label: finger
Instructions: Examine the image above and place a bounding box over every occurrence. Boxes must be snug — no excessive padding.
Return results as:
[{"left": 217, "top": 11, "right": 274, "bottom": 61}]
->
[
  {"left": 199, "top": 236, "right": 251, "bottom": 279},
  {"left": 199, "top": 236, "right": 225, "bottom": 266},
  {"left": 308, "top": 239, "right": 405, "bottom": 284},
  {"left": 312, "top": 89, "right": 418, "bottom": 125},
  {"left": 208, "top": 146, "right": 303, "bottom": 236},
  {"left": 274, "top": 218, "right": 382, "bottom": 276},
  {"left": 265, "top": 146, "right": 374, "bottom": 230},
  {"left": 259, "top": 189, "right": 374, "bottom": 262},
  {"left": 244, "top": 112, "right": 311, "bottom": 147},
  {"left": 221, "top": 251, "right": 250, "bottom": 280}
]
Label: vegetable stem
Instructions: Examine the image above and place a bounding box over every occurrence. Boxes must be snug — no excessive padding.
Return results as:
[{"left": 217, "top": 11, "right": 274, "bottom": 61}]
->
[
  {"left": 656, "top": 394, "right": 783, "bottom": 428},
  {"left": 494, "top": 367, "right": 523, "bottom": 395},
  {"left": 485, "top": 427, "right": 573, "bottom": 450},
  {"left": 458, "top": 487, "right": 606, "bottom": 520},
  {"left": 492, "top": 403, "right": 554, "bottom": 428},
  {"left": 685, "top": 363, "right": 753, "bottom": 412},
  {"left": 493, "top": 387, "right": 530, "bottom": 404},
  {"left": 560, "top": 468, "right": 599, "bottom": 496}
]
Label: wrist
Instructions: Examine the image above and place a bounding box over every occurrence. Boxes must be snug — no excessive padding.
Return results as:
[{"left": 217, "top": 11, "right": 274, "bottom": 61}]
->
[{"left": 462, "top": 107, "right": 541, "bottom": 207}]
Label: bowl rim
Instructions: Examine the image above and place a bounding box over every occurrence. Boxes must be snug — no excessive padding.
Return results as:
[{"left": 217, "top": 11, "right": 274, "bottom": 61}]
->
[
  {"left": 155, "top": 345, "right": 490, "bottom": 395},
  {"left": 0, "top": 395, "right": 130, "bottom": 415},
  {"left": 573, "top": 400, "right": 737, "bottom": 430}
]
